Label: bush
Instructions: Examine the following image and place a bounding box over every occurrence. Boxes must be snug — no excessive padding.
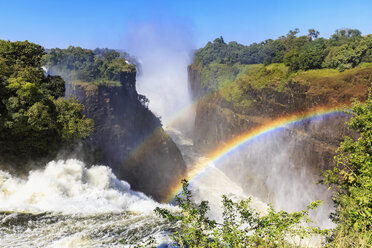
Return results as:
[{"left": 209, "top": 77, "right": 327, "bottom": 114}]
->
[
  {"left": 322, "top": 43, "right": 365, "bottom": 71},
  {"left": 44, "top": 46, "right": 135, "bottom": 84},
  {"left": 0, "top": 40, "right": 93, "bottom": 161},
  {"left": 283, "top": 49, "right": 300, "bottom": 72},
  {"left": 155, "top": 180, "right": 327, "bottom": 247},
  {"left": 322, "top": 95, "right": 372, "bottom": 246}
]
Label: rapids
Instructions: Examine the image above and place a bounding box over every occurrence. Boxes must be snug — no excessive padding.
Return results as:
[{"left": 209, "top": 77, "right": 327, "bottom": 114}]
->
[
  {"left": 0, "top": 130, "right": 269, "bottom": 247},
  {"left": 0, "top": 159, "right": 176, "bottom": 247},
  {"left": 0, "top": 125, "right": 334, "bottom": 247}
]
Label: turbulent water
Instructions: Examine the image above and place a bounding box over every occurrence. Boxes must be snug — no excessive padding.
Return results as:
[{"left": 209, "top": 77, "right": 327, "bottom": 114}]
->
[
  {"left": 1, "top": 125, "right": 336, "bottom": 247},
  {"left": 0, "top": 160, "right": 176, "bottom": 247},
  {"left": 0, "top": 130, "right": 269, "bottom": 247},
  {"left": 0, "top": 125, "right": 335, "bottom": 247}
]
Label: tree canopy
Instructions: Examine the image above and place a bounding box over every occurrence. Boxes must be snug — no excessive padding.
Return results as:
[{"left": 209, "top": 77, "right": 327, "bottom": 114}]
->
[
  {"left": 0, "top": 40, "right": 93, "bottom": 163},
  {"left": 195, "top": 28, "right": 372, "bottom": 72},
  {"left": 44, "top": 46, "right": 136, "bottom": 84}
]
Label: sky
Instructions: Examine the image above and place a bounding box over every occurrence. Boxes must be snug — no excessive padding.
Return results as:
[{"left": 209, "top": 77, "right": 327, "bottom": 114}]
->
[{"left": 0, "top": 0, "right": 371, "bottom": 50}]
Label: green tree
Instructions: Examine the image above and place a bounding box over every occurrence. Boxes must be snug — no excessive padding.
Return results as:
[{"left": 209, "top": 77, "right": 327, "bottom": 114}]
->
[
  {"left": 102, "top": 50, "right": 120, "bottom": 62},
  {"left": 322, "top": 96, "right": 372, "bottom": 245},
  {"left": 55, "top": 97, "right": 93, "bottom": 141},
  {"left": 0, "top": 40, "right": 45, "bottom": 68},
  {"left": 297, "top": 38, "right": 327, "bottom": 70},
  {"left": 329, "top": 28, "right": 362, "bottom": 46},
  {"left": 155, "top": 180, "right": 327, "bottom": 247},
  {"left": 0, "top": 40, "right": 93, "bottom": 162},
  {"left": 44, "top": 46, "right": 135, "bottom": 84},
  {"left": 323, "top": 42, "right": 365, "bottom": 71},
  {"left": 360, "top": 35, "right": 372, "bottom": 63},
  {"left": 283, "top": 49, "right": 301, "bottom": 72},
  {"left": 307, "top": 29, "right": 320, "bottom": 42}
]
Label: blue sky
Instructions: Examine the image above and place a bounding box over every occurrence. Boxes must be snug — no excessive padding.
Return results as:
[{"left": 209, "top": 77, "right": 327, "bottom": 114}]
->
[{"left": 0, "top": 0, "right": 371, "bottom": 49}]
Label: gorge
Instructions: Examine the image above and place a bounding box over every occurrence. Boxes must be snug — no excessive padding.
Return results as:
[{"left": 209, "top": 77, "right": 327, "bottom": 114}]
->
[{"left": 0, "top": 29, "right": 371, "bottom": 246}]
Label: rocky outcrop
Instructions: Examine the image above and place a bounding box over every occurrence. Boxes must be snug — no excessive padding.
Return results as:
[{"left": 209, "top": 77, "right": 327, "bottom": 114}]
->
[
  {"left": 66, "top": 71, "right": 186, "bottom": 202},
  {"left": 188, "top": 65, "right": 370, "bottom": 172}
]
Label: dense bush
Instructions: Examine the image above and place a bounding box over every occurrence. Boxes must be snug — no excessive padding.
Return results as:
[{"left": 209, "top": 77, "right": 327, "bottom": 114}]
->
[
  {"left": 195, "top": 36, "right": 286, "bottom": 67},
  {"left": 323, "top": 43, "right": 365, "bottom": 71},
  {"left": 155, "top": 180, "right": 327, "bottom": 247},
  {"left": 195, "top": 28, "right": 372, "bottom": 73},
  {"left": 0, "top": 40, "right": 93, "bottom": 161},
  {"left": 44, "top": 46, "right": 136, "bottom": 84},
  {"left": 322, "top": 96, "right": 372, "bottom": 245}
]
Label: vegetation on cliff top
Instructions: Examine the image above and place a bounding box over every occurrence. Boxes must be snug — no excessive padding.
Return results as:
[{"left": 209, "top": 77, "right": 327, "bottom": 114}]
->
[
  {"left": 195, "top": 28, "right": 372, "bottom": 72},
  {"left": 192, "top": 28, "right": 372, "bottom": 112},
  {"left": 0, "top": 39, "right": 93, "bottom": 164},
  {"left": 44, "top": 46, "right": 136, "bottom": 86}
]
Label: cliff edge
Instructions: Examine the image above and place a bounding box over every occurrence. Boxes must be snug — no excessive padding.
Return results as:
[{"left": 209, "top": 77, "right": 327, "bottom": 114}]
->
[{"left": 66, "top": 71, "right": 186, "bottom": 202}]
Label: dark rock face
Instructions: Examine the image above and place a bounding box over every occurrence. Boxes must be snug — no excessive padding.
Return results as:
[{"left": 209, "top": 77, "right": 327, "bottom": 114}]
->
[
  {"left": 67, "top": 71, "right": 186, "bottom": 202},
  {"left": 188, "top": 66, "right": 360, "bottom": 172}
]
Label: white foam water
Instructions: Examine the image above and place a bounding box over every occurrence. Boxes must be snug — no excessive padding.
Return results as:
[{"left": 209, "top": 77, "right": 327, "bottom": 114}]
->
[
  {"left": 0, "top": 127, "right": 334, "bottom": 247},
  {"left": 167, "top": 126, "right": 332, "bottom": 247},
  {"left": 0, "top": 159, "right": 168, "bottom": 215},
  {"left": 0, "top": 159, "right": 175, "bottom": 247},
  {"left": 191, "top": 164, "right": 269, "bottom": 222}
]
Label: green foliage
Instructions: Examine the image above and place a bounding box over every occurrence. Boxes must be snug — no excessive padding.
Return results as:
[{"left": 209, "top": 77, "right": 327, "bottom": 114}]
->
[
  {"left": 360, "top": 35, "right": 372, "bottom": 63},
  {"left": 195, "top": 36, "right": 286, "bottom": 67},
  {"left": 329, "top": 28, "right": 362, "bottom": 47},
  {"left": 327, "top": 225, "right": 371, "bottom": 248},
  {"left": 155, "top": 180, "right": 327, "bottom": 247},
  {"left": 55, "top": 97, "right": 93, "bottom": 141},
  {"left": 283, "top": 49, "right": 301, "bottom": 72},
  {"left": 199, "top": 62, "right": 290, "bottom": 111},
  {"left": 282, "top": 28, "right": 308, "bottom": 51},
  {"left": 284, "top": 38, "right": 327, "bottom": 72},
  {"left": 0, "top": 39, "right": 93, "bottom": 162},
  {"left": 323, "top": 43, "right": 365, "bottom": 71},
  {"left": 297, "top": 38, "right": 327, "bottom": 70},
  {"left": 322, "top": 96, "right": 372, "bottom": 244},
  {"left": 200, "top": 61, "right": 244, "bottom": 90},
  {"left": 0, "top": 40, "right": 45, "bottom": 69},
  {"left": 262, "top": 39, "right": 286, "bottom": 65},
  {"left": 195, "top": 28, "right": 372, "bottom": 73},
  {"left": 44, "top": 46, "right": 135, "bottom": 85}
]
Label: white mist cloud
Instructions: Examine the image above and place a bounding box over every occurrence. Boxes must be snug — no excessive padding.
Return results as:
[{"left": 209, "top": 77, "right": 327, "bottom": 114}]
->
[
  {"left": 212, "top": 126, "right": 335, "bottom": 229},
  {"left": 123, "top": 20, "right": 195, "bottom": 128}
]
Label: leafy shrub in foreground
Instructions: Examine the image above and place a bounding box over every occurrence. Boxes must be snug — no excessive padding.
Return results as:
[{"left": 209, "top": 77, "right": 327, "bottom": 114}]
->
[
  {"left": 155, "top": 180, "right": 327, "bottom": 247},
  {"left": 322, "top": 96, "right": 372, "bottom": 246}
]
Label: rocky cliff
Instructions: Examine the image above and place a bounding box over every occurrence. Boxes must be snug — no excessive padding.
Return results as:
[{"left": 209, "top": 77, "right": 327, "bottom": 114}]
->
[
  {"left": 188, "top": 64, "right": 371, "bottom": 172},
  {"left": 66, "top": 71, "right": 186, "bottom": 202}
]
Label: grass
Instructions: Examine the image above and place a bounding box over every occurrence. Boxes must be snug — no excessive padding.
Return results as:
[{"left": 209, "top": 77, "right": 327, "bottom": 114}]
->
[
  {"left": 212, "top": 63, "right": 289, "bottom": 109},
  {"left": 198, "top": 62, "right": 372, "bottom": 112},
  {"left": 200, "top": 61, "right": 244, "bottom": 89},
  {"left": 292, "top": 65, "right": 372, "bottom": 102},
  {"left": 329, "top": 226, "right": 372, "bottom": 248},
  {"left": 356, "top": 62, "right": 372, "bottom": 69}
]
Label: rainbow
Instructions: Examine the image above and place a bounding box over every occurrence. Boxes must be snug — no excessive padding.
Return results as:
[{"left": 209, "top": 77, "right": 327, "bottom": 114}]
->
[{"left": 165, "top": 106, "right": 349, "bottom": 202}]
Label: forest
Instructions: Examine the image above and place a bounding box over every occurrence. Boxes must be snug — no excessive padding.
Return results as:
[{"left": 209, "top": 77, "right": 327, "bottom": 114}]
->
[
  {"left": 44, "top": 46, "right": 136, "bottom": 85},
  {"left": 195, "top": 28, "right": 372, "bottom": 72},
  {"left": 0, "top": 30, "right": 370, "bottom": 247}
]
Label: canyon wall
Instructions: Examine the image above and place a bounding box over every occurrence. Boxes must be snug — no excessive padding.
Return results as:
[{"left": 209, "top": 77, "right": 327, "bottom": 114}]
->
[
  {"left": 67, "top": 71, "right": 186, "bottom": 201},
  {"left": 188, "top": 65, "right": 371, "bottom": 172}
]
